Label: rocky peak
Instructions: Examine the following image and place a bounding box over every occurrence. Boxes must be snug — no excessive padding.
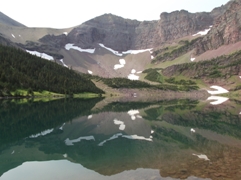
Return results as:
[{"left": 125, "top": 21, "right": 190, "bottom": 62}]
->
[
  {"left": 67, "top": 14, "right": 141, "bottom": 51},
  {"left": 0, "top": 11, "right": 26, "bottom": 27},
  {"left": 195, "top": 0, "right": 241, "bottom": 55},
  {"left": 158, "top": 10, "right": 213, "bottom": 42}
]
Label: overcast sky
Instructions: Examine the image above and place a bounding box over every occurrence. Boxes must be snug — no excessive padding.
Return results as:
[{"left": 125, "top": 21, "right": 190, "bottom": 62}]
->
[{"left": 1, "top": 0, "right": 230, "bottom": 29}]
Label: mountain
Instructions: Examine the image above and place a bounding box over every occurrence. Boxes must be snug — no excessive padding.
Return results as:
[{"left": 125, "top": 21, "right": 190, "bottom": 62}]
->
[
  {"left": 0, "top": 11, "right": 25, "bottom": 27},
  {"left": 195, "top": 0, "right": 241, "bottom": 55},
  {"left": 0, "top": 0, "right": 240, "bottom": 93}
]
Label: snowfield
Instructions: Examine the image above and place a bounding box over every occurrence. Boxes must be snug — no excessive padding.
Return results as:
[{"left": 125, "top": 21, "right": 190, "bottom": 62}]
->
[
  {"left": 65, "top": 43, "right": 95, "bottom": 53},
  {"left": 99, "top": 43, "right": 152, "bottom": 56},
  {"left": 207, "top": 86, "right": 229, "bottom": 95},
  {"left": 26, "top": 50, "right": 54, "bottom": 60},
  {"left": 192, "top": 26, "right": 212, "bottom": 36},
  {"left": 114, "top": 59, "right": 126, "bottom": 70}
]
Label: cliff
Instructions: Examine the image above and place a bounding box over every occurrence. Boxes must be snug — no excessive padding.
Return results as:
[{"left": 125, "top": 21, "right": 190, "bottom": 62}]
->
[{"left": 195, "top": 0, "right": 241, "bottom": 55}]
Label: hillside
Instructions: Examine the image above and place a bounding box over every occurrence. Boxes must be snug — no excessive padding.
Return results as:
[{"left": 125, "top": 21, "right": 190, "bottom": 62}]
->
[{"left": 0, "top": 45, "right": 104, "bottom": 97}]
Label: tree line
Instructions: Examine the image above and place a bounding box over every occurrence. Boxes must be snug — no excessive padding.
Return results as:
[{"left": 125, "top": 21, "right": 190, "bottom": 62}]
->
[{"left": 0, "top": 45, "right": 104, "bottom": 96}]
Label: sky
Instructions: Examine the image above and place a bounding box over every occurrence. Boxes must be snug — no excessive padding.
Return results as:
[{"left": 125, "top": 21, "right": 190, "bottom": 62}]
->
[{"left": 1, "top": 0, "right": 230, "bottom": 29}]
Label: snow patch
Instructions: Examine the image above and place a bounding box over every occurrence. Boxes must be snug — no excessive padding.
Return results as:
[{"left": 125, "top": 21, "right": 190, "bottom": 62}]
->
[
  {"left": 151, "top": 130, "right": 154, "bottom": 134},
  {"left": 99, "top": 43, "right": 122, "bottom": 56},
  {"left": 63, "top": 32, "right": 68, "bottom": 35},
  {"left": 207, "top": 86, "right": 229, "bottom": 95},
  {"left": 60, "top": 59, "right": 68, "bottom": 67},
  {"left": 65, "top": 43, "right": 95, "bottom": 54},
  {"left": 26, "top": 50, "right": 54, "bottom": 61},
  {"left": 192, "top": 28, "right": 211, "bottom": 36},
  {"left": 128, "top": 73, "right": 139, "bottom": 80},
  {"left": 193, "top": 154, "right": 210, "bottom": 161},
  {"left": 29, "top": 128, "right": 54, "bottom": 138},
  {"left": 11, "top": 150, "right": 15, "bottom": 155},
  {"left": 122, "top": 48, "right": 153, "bottom": 55},
  {"left": 87, "top": 115, "right": 93, "bottom": 119},
  {"left": 190, "top": 57, "right": 195, "bottom": 62},
  {"left": 136, "top": 71, "right": 142, "bottom": 74},
  {"left": 65, "top": 136, "right": 95, "bottom": 146},
  {"left": 207, "top": 96, "right": 229, "bottom": 105},
  {"left": 114, "top": 119, "right": 126, "bottom": 131},
  {"left": 99, "top": 43, "right": 152, "bottom": 56},
  {"left": 88, "top": 70, "right": 93, "bottom": 74},
  {"left": 191, "top": 128, "right": 195, "bottom": 133},
  {"left": 11, "top": 34, "right": 15, "bottom": 38},
  {"left": 151, "top": 55, "right": 154, "bottom": 59},
  {"left": 131, "top": 69, "right": 136, "bottom": 74},
  {"left": 114, "top": 59, "right": 126, "bottom": 70}
]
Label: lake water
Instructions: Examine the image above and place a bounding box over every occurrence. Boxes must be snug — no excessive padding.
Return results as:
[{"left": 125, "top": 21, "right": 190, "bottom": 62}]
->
[{"left": 1, "top": 98, "right": 241, "bottom": 180}]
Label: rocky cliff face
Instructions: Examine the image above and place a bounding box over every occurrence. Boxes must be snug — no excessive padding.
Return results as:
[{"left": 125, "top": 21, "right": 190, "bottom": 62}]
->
[
  {"left": 39, "top": 10, "right": 218, "bottom": 52},
  {"left": 158, "top": 10, "right": 213, "bottom": 42},
  {"left": 195, "top": 0, "right": 241, "bottom": 55}
]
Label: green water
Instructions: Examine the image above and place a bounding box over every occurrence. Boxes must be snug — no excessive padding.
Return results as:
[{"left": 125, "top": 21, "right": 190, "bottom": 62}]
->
[{"left": 1, "top": 98, "right": 241, "bottom": 180}]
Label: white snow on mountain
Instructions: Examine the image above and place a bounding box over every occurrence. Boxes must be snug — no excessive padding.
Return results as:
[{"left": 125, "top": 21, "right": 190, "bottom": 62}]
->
[
  {"left": 192, "top": 27, "right": 211, "bottom": 36},
  {"left": 192, "top": 154, "right": 210, "bottom": 161},
  {"left": 190, "top": 57, "right": 195, "bottom": 61},
  {"left": 207, "top": 86, "right": 229, "bottom": 95},
  {"left": 128, "top": 73, "right": 139, "bottom": 80},
  {"left": 26, "top": 50, "right": 54, "bottom": 60},
  {"left": 99, "top": 43, "right": 123, "bottom": 56},
  {"left": 60, "top": 59, "right": 68, "bottom": 67},
  {"left": 99, "top": 43, "right": 152, "bottom": 56},
  {"left": 122, "top": 48, "right": 152, "bottom": 55},
  {"left": 114, "top": 59, "right": 126, "bottom": 70},
  {"left": 65, "top": 43, "right": 95, "bottom": 53}
]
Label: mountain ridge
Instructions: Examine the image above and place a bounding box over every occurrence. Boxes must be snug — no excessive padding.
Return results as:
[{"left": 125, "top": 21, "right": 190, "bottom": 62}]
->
[{"left": 0, "top": 11, "right": 26, "bottom": 27}]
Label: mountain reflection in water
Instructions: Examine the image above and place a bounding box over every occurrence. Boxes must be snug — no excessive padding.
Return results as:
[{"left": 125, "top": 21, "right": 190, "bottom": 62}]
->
[{"left": 1, "top": 98, "right": 241, "bottom": 180}]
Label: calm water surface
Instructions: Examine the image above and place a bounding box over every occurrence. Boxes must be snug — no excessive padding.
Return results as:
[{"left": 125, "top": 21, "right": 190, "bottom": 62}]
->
[{"left": 1, "top": 98, "right": 241, "bottom": 180}]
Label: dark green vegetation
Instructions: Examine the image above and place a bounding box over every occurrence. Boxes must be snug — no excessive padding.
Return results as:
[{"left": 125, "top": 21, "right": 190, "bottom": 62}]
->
[
  {"left": 142, "top": 69, "right": 199, "bottom": 91},
  {"left": 143, "top": 68, "right": 163, "bottom": 83},
  {"left": 152, "top": 37, "right": 201, "bottom": 63},
  {"left": 0, "top": 98, "right": 103, "bottom": 144},
  {"left": 88, "top": 75, "right": 199, "bottom": 92},
  {"left": 0, "top": 45, "right": 104, "bottom": 97},
  {"left": 163, "top": 50, "right": 241, "bottom": 80}
]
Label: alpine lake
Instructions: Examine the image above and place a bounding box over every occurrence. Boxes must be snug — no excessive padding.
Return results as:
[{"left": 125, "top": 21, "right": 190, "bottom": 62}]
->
[{"left": 1, "top": 96, "right": 241, "bottom": 180}]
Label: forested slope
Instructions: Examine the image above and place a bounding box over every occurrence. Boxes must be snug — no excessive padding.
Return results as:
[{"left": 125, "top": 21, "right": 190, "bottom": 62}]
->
[{"left": 0, "top": 45, "right": 104, "bottom": 96}]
